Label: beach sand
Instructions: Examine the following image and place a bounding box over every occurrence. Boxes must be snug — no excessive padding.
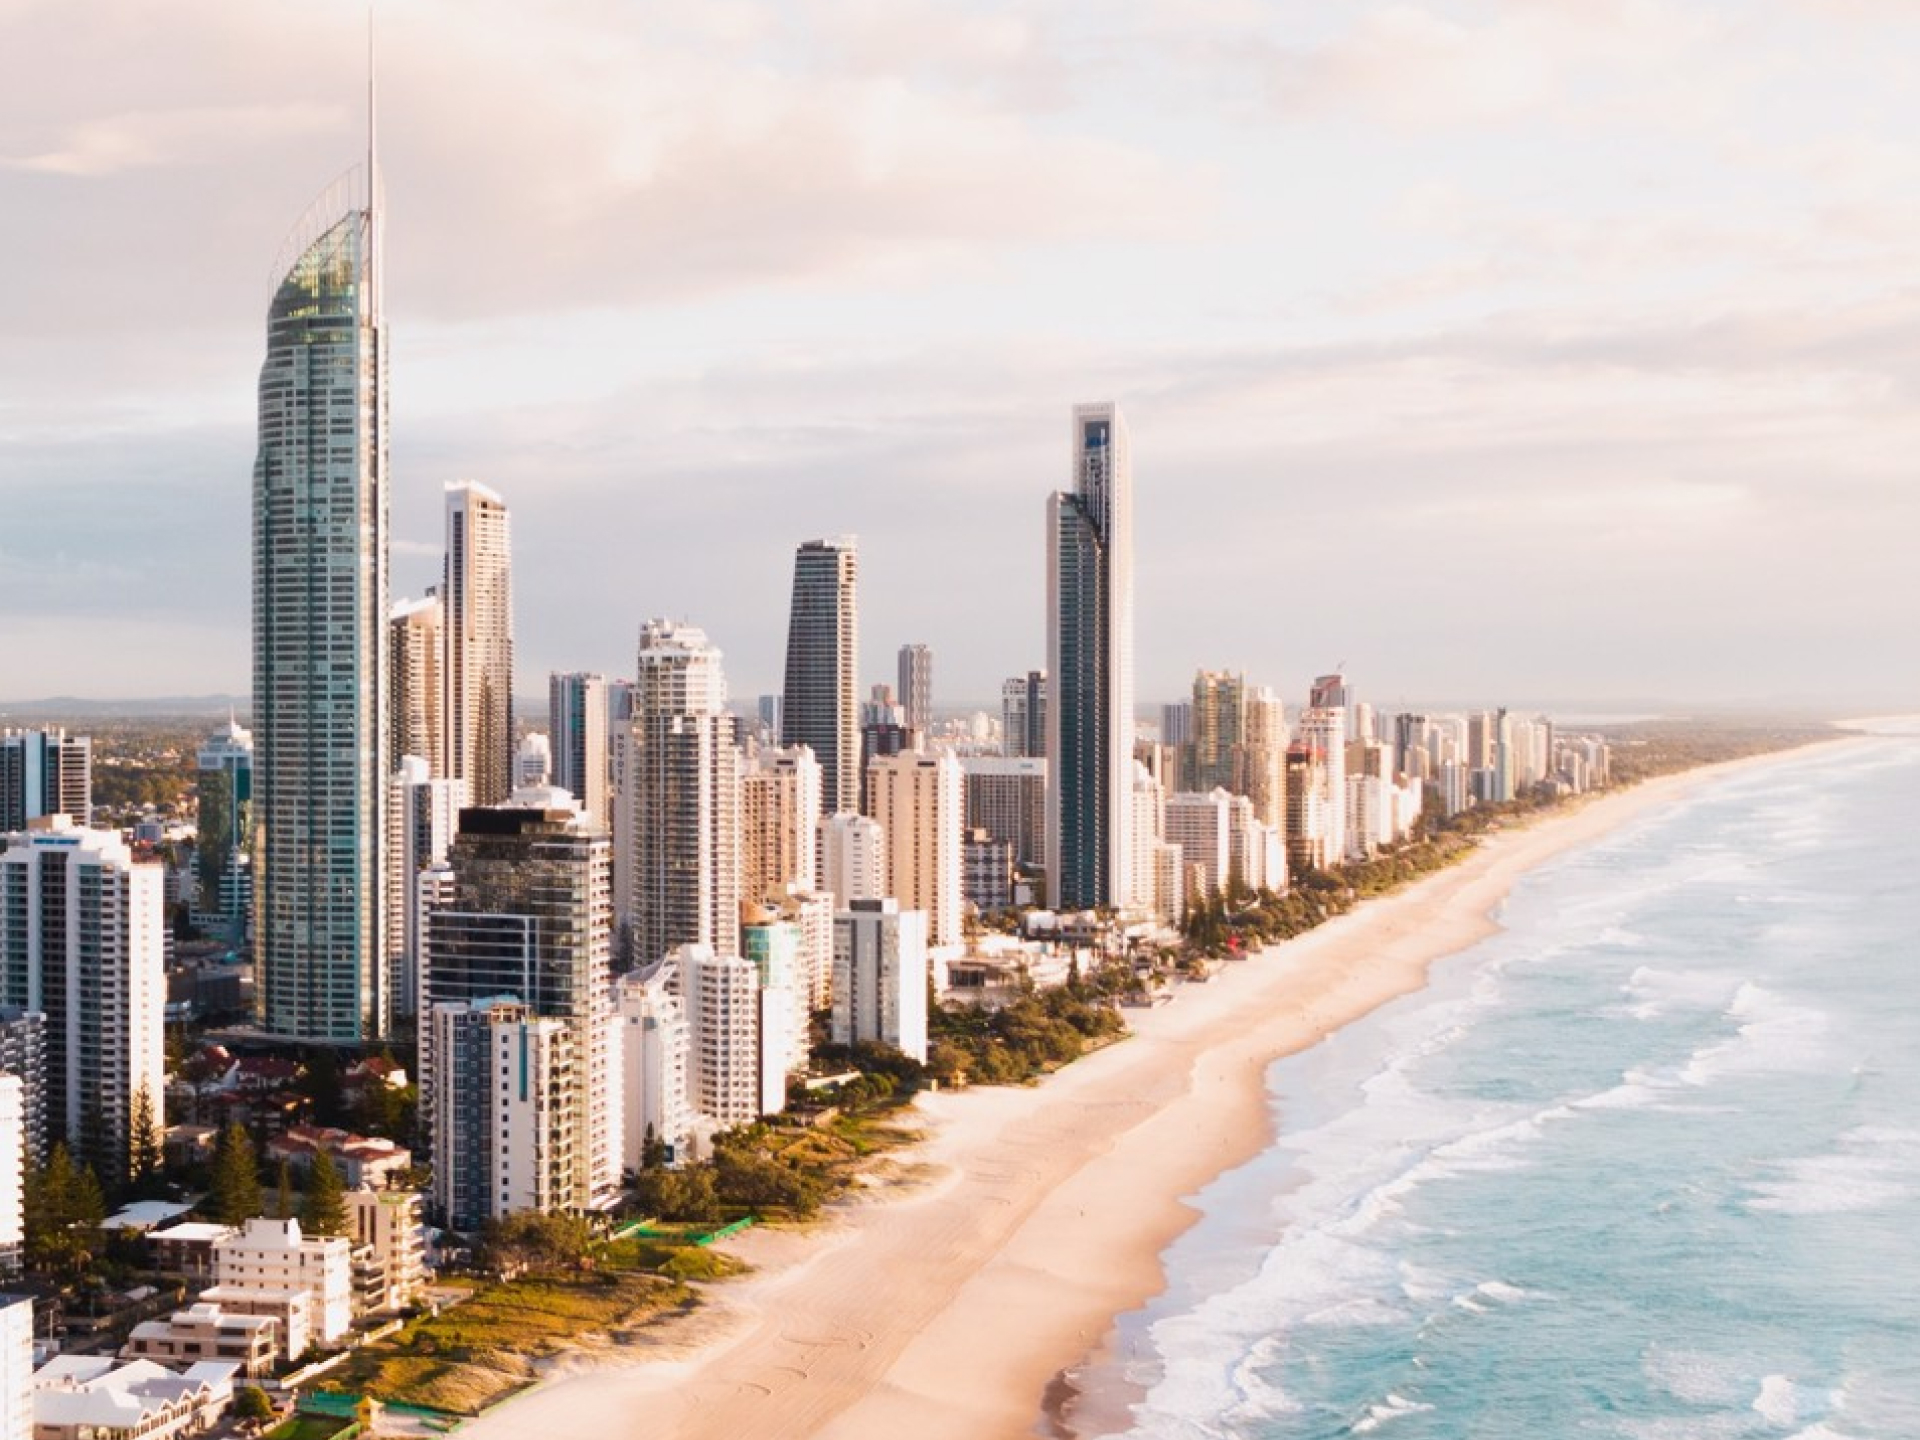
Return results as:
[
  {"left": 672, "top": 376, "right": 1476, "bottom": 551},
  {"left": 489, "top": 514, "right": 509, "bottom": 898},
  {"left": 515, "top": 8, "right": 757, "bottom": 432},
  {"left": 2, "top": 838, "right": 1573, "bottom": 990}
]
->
[{"left": 455, "top": 749, "right": 1841, "bottom": 1440}]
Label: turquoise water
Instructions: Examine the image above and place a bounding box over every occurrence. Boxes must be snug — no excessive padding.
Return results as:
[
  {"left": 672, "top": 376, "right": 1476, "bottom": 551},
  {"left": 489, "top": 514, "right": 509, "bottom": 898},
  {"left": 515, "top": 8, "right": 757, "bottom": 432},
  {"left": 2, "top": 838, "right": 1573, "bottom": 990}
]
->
[{"left": 1084, "top": 732, "right": 1920, "bottom": 1440}]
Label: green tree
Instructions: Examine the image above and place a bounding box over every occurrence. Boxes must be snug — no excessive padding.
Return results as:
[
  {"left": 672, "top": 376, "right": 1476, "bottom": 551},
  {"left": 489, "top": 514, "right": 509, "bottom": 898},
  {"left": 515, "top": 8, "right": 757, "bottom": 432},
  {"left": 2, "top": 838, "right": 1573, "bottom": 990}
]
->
[
  {"left": 302, "top": 1048, "right": 344, "bottom": 1127},
  {"left": 275, "top": 1160, "right": 294, "bottom": 1221},
  {"left": 300, "top": 1149, "right": 347, "bottom": 1237},
  {"left": 127, "top": 1086, "right": 166, "bottom": 1199},
  {"left": 207, "top": 1123, "right": 263, "bottom": 1225},
  {"left": 232, "top": 1385, "right": 276, "bottom": 1424}
]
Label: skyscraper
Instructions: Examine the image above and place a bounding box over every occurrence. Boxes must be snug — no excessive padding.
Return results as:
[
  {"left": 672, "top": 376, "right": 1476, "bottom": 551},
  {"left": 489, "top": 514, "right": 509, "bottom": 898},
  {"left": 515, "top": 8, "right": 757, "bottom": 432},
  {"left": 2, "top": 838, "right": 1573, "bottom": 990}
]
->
[
  {"left": 782, "top": 537, "right": 860, "bottom": 816},
  {"left": 1187, "top": 669, "right": 1246, "bottom": 794},
  {"left": 390, "top": 594, "right": 445, "bottom": 773},
  {"left": 1000, "top": 671, "right": 1047, "bottom": 759},
  {"left": 629, "top": 621, "right": 741, "bottom": 969},
  {"left": 0, "top": 818, "right": 165, "bottom": 1188},
  {"left": 194, "top": 717, "right": 253, "bottom": 939},
  {"left": 1046, "top": 402, "right": 1135, "bottom": 911},
  {"left": 549, "top": 672, "right": 611, "bottom": 828},
  {"left": 253, "top": 155, "right": 389, "bottom": 1042},
  {"left": 444, "top": 481, "right": 514, "bottom": 808},
  {"left": 422, "top": 791, "right": 617, "bottom": 1212},
  {"left": 865, "top": 750, "right": 964, "bottom": 947},
  {"left": 0, "top": 729, "right": 91, "bottom": 832},
  {"left": 897, "top": 644, "right": 933, "bottom": 734}
]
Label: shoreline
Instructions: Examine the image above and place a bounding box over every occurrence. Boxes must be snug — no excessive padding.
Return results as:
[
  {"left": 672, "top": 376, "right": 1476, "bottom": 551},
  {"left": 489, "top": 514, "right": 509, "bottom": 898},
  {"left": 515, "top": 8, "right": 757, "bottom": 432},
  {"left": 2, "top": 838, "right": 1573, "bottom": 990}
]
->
[{"left": 454, "top": 742, "right": 1859, "bottom": 1440}]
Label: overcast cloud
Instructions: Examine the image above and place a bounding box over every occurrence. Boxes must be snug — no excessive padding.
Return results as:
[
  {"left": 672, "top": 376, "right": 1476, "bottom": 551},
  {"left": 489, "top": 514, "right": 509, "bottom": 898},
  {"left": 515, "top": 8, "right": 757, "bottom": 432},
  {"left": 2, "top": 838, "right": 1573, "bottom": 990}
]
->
[{"left": 2, "top": 0, "right": 1916, "bottom": 712}]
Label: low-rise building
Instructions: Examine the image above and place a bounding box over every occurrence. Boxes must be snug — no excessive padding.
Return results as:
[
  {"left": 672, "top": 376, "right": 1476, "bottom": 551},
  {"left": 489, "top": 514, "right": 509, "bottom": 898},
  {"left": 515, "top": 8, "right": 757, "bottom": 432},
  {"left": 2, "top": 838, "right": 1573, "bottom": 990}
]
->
[
  {"left": 211, "top": 1218, "right": 351, "bottom": 1350},
  {"left": 266, "top": 1125, "right": 413, "bottom": 1189},
  {"left": 31, "top": 1356, "right": 237, "bottom": 1440},
  {"left": 195, "top": 1286, "right": 310, "bottom": 1363},
  {"left": 146, "top": 1222, "right": 238, "bottom": 1282},
  {"left": 120, "top": 1302, "right": 278, "bottom": 1378}
]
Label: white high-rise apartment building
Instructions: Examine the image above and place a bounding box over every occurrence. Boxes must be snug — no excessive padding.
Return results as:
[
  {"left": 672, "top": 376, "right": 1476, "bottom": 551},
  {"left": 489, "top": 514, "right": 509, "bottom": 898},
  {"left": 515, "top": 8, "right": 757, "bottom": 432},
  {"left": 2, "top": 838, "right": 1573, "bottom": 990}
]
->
[
  {"left": 444, "top": 481, "right": 514, "bottom": 808},
  {"left": 0, "top": 818, "right": 164, "bottom": 1189},
  {"left": 832, "top": 899, "right": 928, "bottom": 1063},
  {"left": 614, "top": 966, "right": 692, "bottom": 1167},
  {"left": 960, "top": 755, "right": 1047, "bottom": 871},
  {"left": 1295, "top": 707, "right": 1348, "bottom": 866},
  {"left": 384, "top": 758, "right": 465, "bottom": 1022},
  {"left": 1242, "top": 686, "right": 1288, "bottom": 830},
  {"left": 819, "top": 812, "right": 885, "bottom": 908},
  {"left": 0, "top": 1076, "right": 21, "bottom": 1274},
  {"left": 741, "top": 744, "right": 822, "bottom": 906},
  {"left": 782, "top": 537, "right": 860, "bottom": 815},
  {"left": 390, "top": 596, "right": 444, "bottom": 777},
  {"left": 253, "top": 158, "right": 388, "bottom": 1042},
  {"left": 1165, "top": 789, "right": 1234, "bottom": 899},
  {"left": 1047, "top": 402, "right": 1135, "bottom": 911},
  {"left": 549, "top": 672, "right": 611, "bottom": 827},
  {"left": 864, "top": 751, "right": 964, "bottom": 948},
  {"left": 677, "top": 946, "right": 763, "bottom": 1129},
  {"left": 897, "top": 644, "right": 933, "bottom": 733},
  {"left": 630, "top": 622, "right": 741, "bottom": 970},
  {"left": 429, "top": 998, "right": 578, "bottom": 1231},
  {"left": 0, "top": 1291, "right": 29, "bottom": 1440}
]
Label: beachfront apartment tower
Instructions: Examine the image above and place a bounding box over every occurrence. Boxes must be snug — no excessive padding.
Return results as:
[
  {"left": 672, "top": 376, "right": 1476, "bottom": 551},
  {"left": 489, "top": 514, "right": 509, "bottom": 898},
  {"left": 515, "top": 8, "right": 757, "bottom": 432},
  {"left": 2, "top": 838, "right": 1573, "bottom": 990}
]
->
[
  {"left": 252, "top": 157, "right": 389, "bottom": 1041},
  {"left": 421, "top": 790, "right": 618, "bottom": 1212},
  {"left": 782, "top": 537, "right": 860, "bottom": 816},
  {"left": 444, "top": 482, "right": 514, "bottom": 808},
  {"left": 677, "top": 946, "right": 765, "bottom": 1129},
  {"left": 864, "top": 750, "right": 965, "bottom": 948},
  {"left": 429, "top": 998, "right": 579, "bottom": 1232},
  {"left": 1046, "top": 402, "right": 1136, "bottom": 912},
  {"left": 0, "top": 729, "right": 91, "bottom": 832},
  {"left": 832, "top": 898, "right": 929, "bottom": 1064},
  {"left": 0, "top": 818, "right": 165, "bottom": 1188}
]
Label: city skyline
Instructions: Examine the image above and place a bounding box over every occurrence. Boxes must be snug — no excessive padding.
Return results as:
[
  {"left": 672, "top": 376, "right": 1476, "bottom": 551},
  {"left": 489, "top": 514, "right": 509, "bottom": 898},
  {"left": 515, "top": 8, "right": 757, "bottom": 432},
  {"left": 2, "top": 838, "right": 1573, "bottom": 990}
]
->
[{"left": 3, "top": 3, "right": 1919, "bottom": 712}]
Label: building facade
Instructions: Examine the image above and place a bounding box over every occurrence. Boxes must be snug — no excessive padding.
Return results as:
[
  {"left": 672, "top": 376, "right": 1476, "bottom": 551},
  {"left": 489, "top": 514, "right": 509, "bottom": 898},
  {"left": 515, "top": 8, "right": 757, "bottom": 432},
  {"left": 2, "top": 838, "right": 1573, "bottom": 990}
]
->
[
  {"left": 444, "top": 481, "right": 514, "bottom": 808},
  {"left": 629, "top": 621, "right": 741, "bottom": 970},
  {"left": 421, "top": 792, "right": 617, "bottom": 1211},
  {"left": 781, "top": 537, "right": 860, "bottom": 816},
  {"left": 0, "top": 819, "right": 165, "bottom": 1187},
  {"left": 252, "top": 164, "right": 389, "bottom": 1042},
  {"left": 831, "top": 898, "right": 928, "bottom": 1064},
  {"left": 864, "top": 750, "right": 964, "bottom": 948},
  {"left": 549, "top": 672, "right": 612, "bottom": 828},
  {"left": 1046, "top": 402, "right": 1135, "bottom": 911},
  {"left": 0, "top": 729, "right": 90, "bottom": 832}
]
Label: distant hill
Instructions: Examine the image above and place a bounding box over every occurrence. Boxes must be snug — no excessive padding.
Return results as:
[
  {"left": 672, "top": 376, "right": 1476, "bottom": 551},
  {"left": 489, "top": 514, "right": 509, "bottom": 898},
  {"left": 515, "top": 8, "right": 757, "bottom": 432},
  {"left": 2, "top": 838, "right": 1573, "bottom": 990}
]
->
[{"left": 0, "top": 695, "right": 250, "bottom": 720}]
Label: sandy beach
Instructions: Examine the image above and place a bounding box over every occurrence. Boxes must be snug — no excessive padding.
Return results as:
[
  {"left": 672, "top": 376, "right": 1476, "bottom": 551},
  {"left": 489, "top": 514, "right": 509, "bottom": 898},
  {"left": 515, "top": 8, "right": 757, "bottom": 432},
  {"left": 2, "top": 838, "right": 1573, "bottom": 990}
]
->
[{"left": 456, "top": 746, "right": 1846, "bottom": 1440}]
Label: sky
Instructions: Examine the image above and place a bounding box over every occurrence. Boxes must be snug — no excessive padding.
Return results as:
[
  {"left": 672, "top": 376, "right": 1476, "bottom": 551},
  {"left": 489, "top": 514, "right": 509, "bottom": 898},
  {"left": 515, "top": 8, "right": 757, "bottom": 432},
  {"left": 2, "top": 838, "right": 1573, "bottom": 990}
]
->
[{"left": 2, "top": 0, "right": 1917, "bottom": 714}]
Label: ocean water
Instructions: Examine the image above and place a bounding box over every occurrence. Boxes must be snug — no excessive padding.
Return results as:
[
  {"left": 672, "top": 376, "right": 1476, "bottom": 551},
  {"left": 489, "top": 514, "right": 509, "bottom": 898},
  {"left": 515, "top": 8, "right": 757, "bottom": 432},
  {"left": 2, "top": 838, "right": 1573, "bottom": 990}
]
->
[{"left": 1082, "top": 731, "right": 1920, "bottom": 1440}]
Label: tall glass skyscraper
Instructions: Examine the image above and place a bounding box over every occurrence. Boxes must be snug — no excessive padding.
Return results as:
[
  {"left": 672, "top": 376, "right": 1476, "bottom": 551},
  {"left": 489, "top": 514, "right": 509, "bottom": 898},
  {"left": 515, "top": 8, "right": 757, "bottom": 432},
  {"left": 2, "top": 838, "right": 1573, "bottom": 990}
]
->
[
  {"left": 444, "top": 481, "right": 513, "bottom": 807},
  {"left": 1046, "top": 402, "right": 1135, "bottom": 911},
  {"left": 252, "top": 164, "right": 389, "bottom": 1041},
  {"left": 781, "top": 537, "right": 860, "bottom": 816}
]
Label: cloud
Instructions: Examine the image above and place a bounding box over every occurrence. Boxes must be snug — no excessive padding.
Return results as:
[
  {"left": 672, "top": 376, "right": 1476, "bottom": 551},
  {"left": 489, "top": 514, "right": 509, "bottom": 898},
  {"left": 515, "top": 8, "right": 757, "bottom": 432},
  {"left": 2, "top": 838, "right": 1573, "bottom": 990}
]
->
[{"left": 1, "top": 103, "right": 339, "bottom": 176}]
